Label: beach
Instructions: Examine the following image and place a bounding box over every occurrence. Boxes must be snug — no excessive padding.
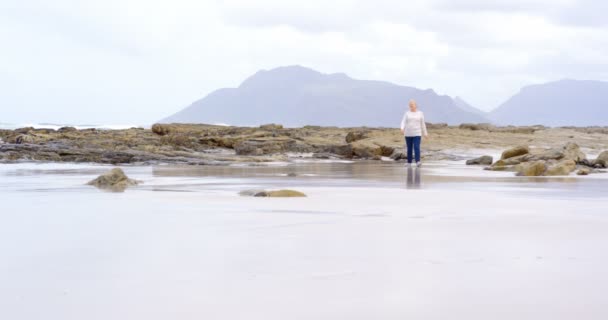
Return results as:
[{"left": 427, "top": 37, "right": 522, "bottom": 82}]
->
[{"left": 1, "top": 160, "right": 607, "bottom": 319}]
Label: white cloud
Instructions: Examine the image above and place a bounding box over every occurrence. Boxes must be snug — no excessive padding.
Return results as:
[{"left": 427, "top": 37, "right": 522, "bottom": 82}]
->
[{"left": 0, "top": 0, "right": 607, "bottom": 124}]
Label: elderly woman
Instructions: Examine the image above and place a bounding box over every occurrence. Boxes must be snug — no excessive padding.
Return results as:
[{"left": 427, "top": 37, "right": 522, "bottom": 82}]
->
[{"left": 400, "top": 99, "right": 429, "bottom": 167}]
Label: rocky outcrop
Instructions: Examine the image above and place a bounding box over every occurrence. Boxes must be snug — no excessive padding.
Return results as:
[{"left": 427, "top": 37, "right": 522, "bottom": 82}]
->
[
  {"left": 87, "top": 168, "right": 139, "bottom": 191},
  {"left": 466, "top": 155, "right": 493, "bottom": 165},
  {"left": 491, "top": 143, "right": 591, "bottom": 176}
]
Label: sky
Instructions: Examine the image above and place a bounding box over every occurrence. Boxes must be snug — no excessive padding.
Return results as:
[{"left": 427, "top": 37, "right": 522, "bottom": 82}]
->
[{"left": 1, "top": 0, "right": 607, "bottom": 125}]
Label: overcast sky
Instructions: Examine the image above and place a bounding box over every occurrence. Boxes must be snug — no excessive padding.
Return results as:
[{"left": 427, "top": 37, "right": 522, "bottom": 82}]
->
[{"left": 1, "top": 0, "right": 607, "bottom": 125}]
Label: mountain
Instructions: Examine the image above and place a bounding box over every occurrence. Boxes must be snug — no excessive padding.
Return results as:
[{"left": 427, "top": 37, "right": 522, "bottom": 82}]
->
[
  {"left": 453, "top": 96, "right": 488, "bottom": 118},
  {"left": 489, "top": 79, "right": 608, "bottom": 126},
  {"left": 161, "top": 66, "right": 489, "bottom": 127}
]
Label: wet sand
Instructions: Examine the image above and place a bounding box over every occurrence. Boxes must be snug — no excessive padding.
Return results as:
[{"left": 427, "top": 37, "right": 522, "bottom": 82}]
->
[{"left": 1, "top": 161, "right": 607, "bottom": 319}]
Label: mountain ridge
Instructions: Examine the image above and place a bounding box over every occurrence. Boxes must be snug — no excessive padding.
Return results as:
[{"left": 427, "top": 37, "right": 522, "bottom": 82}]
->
[{"left": 161, "top": 65, "right": 489, "bottom": 127}]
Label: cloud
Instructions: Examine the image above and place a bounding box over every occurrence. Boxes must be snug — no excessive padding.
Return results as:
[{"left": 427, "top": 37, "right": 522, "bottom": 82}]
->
[{"left": 0, "top": 0, "right": 607, "bottom": 124}]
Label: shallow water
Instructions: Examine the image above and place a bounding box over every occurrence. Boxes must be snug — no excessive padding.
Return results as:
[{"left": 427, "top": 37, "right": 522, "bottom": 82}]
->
[{"left": 1, "top": 161, "right": 607, "bottom": 319}]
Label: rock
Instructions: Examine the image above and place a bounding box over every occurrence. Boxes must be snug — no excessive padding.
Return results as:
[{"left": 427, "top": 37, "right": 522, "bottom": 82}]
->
[
  {"left": 577, "top": 168, "right": 590, "bottom": 176},
  {"left": 160, "top": 134, "right": 195, "bottom": 148},
  {"left": 562, "top": 142, "right": 586, "bottom": 162},
  {"left": 15, "top": 134, "right": 35, "bottom": 144},
  {"left": 151, "top": 123, "right": 171, "bottom": 136},
  {"left": 459, "top": 123, "right": 494, "bottom": 131},
  {"left": 545, "top": 159, "right": 577, "bottom": 176},
  {"left": 58, "top": 126, "right": 77, "bottom": 133},
  {"left": 321, "top": 144, "right": 353, "bottom": 158},
  {"left": 389, "top": 149, "right": 406, "bottom": 161},
  {"left": 345, "top": 131, "right": 369, "bottom": 143},
  {"left": 466, "top": 155, "right": 493, "bottom": 165},
  {"left": 233, "top": 138, "right": 300, "bottom": 155},
  {"left": 238, "top": 189, "right": 266, "bottom": 196},
  {"left": 252, "top": 189, "right": 307, "bottom": 197},
  {"left": 501, "top": 146, "right": 529, "bottom": 160},
  {"left": 260, "top": 123, "right": 283, "bottom": 130},
  {"left": 14, "top": 127, "right": 34, "bottom": 134},
  {"left": 516, "top": 160, "right": 547, "bottom": 176},
  {"left": 596, "top": 151, "right": 608, "bottom": 164},
  {"left": 87, "top": 168, "right": 139, "bottom": 191},
  {"left": 286, "top": 172, "right": 297, "bottom": 177}
]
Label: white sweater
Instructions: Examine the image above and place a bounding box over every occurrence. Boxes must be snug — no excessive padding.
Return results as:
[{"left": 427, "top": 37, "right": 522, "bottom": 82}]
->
[{"left": 400, "top": 111, "right": 428, "bottom": 137}]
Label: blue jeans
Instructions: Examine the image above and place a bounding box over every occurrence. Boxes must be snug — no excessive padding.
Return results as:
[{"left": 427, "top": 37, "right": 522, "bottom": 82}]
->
[{"left": 405, "top": 136, "right": 421, "bottom": 163}]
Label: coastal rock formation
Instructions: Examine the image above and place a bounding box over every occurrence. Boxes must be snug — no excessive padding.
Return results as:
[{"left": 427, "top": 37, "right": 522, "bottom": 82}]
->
[
  {"left": 87, "top": 168, "right": 139, "bottom": 191},
  {"left": 466, "top": 155, "right": 493, "bottom": 165},
  {"left": 2, "top": 124, "right": 608, "bottom": 169},
  {"left": 491, "top": 143, "right": 592, "bottom": 176}
]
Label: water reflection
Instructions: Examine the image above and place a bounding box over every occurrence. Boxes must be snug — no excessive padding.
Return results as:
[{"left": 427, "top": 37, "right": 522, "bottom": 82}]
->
[{"left": 406, "top": 167, "right": 421, "bottom": 189}]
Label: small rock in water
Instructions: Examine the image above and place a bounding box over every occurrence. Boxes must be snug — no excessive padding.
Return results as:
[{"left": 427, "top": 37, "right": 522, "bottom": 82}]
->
[
  {"left": 286, "top": 172, "right": 297, "bottom": 177},
  {"left": 87, "top": 168, "right": 139, "bottom": 192},
  {"left": 466, "top": 155, "right": 493, "bottom": 165},
  {"left": 241, "top": 189, "right": 307, "bottom": 197},
  {"left": 577, "top": 168, "right": 590, "bottom": 176}
]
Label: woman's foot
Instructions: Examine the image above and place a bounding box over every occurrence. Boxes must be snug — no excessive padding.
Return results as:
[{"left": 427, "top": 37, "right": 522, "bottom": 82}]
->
[
  {"left": 406, "top": 162, "right": 412, "bottom": 168},
  {"left": 416, "top": 161, "right": 422, "bottom": 167}
]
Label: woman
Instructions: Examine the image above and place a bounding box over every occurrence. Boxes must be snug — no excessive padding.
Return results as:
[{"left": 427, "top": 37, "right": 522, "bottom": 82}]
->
[{"left": 400, "top": 99, "right": 429, "bottom": 167}]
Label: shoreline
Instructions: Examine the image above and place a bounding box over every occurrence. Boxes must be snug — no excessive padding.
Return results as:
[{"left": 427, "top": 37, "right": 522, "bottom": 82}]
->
[{"left": 1, "top": 123, "right": 608, "bottom": 174}]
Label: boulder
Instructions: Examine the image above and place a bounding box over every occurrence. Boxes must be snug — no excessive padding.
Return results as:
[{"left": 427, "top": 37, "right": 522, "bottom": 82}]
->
[
  {"left": 562, "top": 142, "right": 586, "bottom": 162},
  {"left": 151, "top": 123, "right": 172, "bottom": 136},
  {"left": 596, "top": 151, "right": 608, "bottom": 164},
  {"left": 516, "top": 160, "right": 547, "bottom": 176},
  {"left": 466, "top": 155, "right": 493, "bottom": 165},
  {"left": 545, "top": 160, "right": 577, "bottom": 176},
  {"left": 501, "top": 146, "right": 529, "bottom": 160},
  {"left": 345, "top": 131, "right": 369, "bottom": 143},
  {"left": 87, "top": 168, "right": 139, "bottom": 191}
]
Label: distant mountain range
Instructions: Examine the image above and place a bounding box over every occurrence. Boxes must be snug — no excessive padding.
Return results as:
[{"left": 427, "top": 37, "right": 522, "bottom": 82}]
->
[
  {"left": 161, "top": 66, "right": 488, "bottom": 127},
  {"left": 161, "top": 66, "right": 608, "bottom": 127},
  {"left": 489, "top": 79, "right": 608, "bottom": 126}
]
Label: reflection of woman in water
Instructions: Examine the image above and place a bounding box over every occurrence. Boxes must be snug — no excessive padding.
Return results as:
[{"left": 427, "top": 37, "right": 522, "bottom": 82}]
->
[
  {"left": 406, "top": 166, "right": 421, "bottom": 189},
  {"left": 400, "top": 99, "right": 429, "bottom": 167}
]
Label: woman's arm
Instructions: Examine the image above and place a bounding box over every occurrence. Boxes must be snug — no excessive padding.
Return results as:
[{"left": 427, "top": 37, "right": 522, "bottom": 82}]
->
[{"left": 400, "top": 112, "right": 407, "bottom": 134}]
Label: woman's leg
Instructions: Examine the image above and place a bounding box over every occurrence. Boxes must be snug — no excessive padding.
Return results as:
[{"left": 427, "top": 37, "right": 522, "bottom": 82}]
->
[
  {"left": 405, "top": 136, "right": 414, "bottom": 163},
  {"left": 413, "top": 136, "right": 421, "bottom": 163}
]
